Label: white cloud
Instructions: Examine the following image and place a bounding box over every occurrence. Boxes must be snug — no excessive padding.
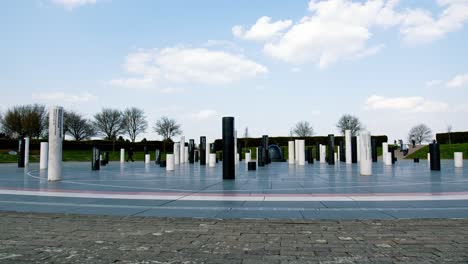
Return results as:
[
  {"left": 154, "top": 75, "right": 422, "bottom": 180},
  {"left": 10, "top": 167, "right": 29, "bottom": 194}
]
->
[
  {"left": 51, "top": 0, "right": 97, "bottom": 9},
  {"left": 190, "top": 109, "right": 218, "bottom": 121},
  {"left": 110, "top": 47, "right": 268, "bottom": 89},
  {"left": 32, "top": 92, "right": 98, "bottom": 102},
  {"left": 425, "top": 79, "right": 442, "bottom": 87},
  {"left": 446, "top": 73, "right": 468, "bottom": 88},
  {"left": 232, "top": 16, "right": 293, "bottom": 41},
  {"left": 365, "top": 95, "right": 449, "bottom": 113}
]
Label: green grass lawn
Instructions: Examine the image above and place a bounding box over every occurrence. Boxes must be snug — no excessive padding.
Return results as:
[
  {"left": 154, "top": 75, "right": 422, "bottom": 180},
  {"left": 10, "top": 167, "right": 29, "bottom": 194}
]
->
[{"left": 406, "top": 143, "right": 468, "bottom": 159}]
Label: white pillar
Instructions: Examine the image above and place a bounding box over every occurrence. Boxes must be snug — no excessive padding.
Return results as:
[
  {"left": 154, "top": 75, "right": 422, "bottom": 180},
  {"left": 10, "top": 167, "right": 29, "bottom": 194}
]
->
[
  {"left": 288, "top": 141, "right": 295, "bottom": 164},
  {"left": 24, "top": 137, "right": 30, "bottom": 165},
  {"left": 320, "top": 145, "right": 326, "bottom": 163},
  {"left": 427, "top": 153, "right": 431, "bottom": 166},
  {"left": 234, "top": 131, "right": 238, "bottom": 165},
  {"left": 120, "top": 148, "right": 125, "bottom": 163},
  {"left": 345, "top": 130, "right": 352, "bottom": 164},
  {"left": 184, "top": 146, "right": 189, "bottom": 163},
  {"left": 359, "top": 131, "right": 372, "bottom": 176},
  {"left": 298, "top": 140, "right": 305, "bottom": 166},
  {"left": 209, "top": 153, "right": 216, "bottom": 167},
  {"left": 166, "top": 154, "right": 174, "bottom": 171},
  {"left": 455, "top": 152, "right": 463, "bottom": 168},
  {"left": 356, "top": 136, "right": 361, "bottom": 162},
  {"left": 256, "top": 147, "right": 259, "bottom": 162},
  {"left": 47, "top": 106, "right": 64, "bottom": 181},
  {"left": 245, "top": 152, "right": 251, "bottom": 163},
  {"left": 145, "top": 154, "right": 150, "bottom": 164},
  {"left": 334, "top": 153, "right": 338, "bottom": 163},
  {"left": 337, "top": 146, "right": 340, "bottom": 162},
  {"left": 382, "top": 142, "right": 388, "bottom": 164},
  {"left": 174, "top": 143, "right": 180, "bottom": 165},
  {"left": 385, "top": 154, "right": 392, "bottom": 166},
  {"left": 236, "top": 153, "right": 240, "bottom": 164},
  {"left": 180, "top": 136, "right": 185, "bottom": 163},
  {"left": 295, "top": 139, "right": 299, "bottom": 162},
  {"left": 206, "top": 140, "right": 211, "bottom": 166},
  {"left": 40, "top": 142, "right": 48, "bottom": 170}
]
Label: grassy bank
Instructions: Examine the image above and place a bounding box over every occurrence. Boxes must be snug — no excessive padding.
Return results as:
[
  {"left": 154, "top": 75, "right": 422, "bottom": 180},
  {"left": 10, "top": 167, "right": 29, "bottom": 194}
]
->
[{"left": 406, "top": 143, "right": 468, "bottom": 159}]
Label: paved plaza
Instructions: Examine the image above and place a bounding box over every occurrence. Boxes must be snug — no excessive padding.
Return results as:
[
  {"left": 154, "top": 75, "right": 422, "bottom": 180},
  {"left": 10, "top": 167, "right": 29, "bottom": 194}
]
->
[{"left": 0, "top": 160, "right": 467, "bottom": 219}]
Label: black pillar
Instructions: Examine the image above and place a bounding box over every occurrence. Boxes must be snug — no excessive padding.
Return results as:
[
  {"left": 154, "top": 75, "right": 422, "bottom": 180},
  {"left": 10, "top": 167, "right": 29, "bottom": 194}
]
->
[
  {"left": 316, "top": 143, "right": 320, "bottom": 161},
  {"left": 238, "top": 142, "right": 243, "bottom": 161},
  {"left": 155, "top": 149, "right": 161, "bottom": 164},
  {"left": 351, "top": 136, "right": 357, "bottom": 163},
  {"left": 262, "top": 135, "right": 269, "bottom": 164},
  {"left": 339, "top": 141, "right": 345, "bottom": 162},
  {"left": 222, "top": 117, "right": 235, "bottom": 180},
  {"left": 371, "top": 138, "right": 378, "bottom": 162},
  {"left": 390, "top": 146, "right": 396, "bottom": 164},
  {"left": 429, "top": 142, "right": 441, "bottom": 171},
  {"left": 307, "top": 147, "right": 314, "bottom": 164},
  {"left": 195, "top": 150, "right": 199, "bottom": 162},
  {"left": 328, "top": 134, "right": 335, "bottom": 165},
  {"left": 200, "top": 136, "right": 206, "bottom": 165},
  {"left": 18, "top": 138, "right": 25, "bottom": 168},
  {"left": 144, "top": 146, "right": 148, "bottom": 155},
  {"left": 258, "top": 146, "right": 265, "bottom": 167},
  {"left": 92, "top": 147, "right": 100, "bottom": 171},
  {"left": 188, "top": 139, "right": 195, "bottom": 163}
]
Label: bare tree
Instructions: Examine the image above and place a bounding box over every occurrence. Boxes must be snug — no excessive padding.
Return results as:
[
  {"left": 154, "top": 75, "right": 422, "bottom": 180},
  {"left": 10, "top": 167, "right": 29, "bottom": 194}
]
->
[
  {"left": 64, "top": 110, "right": 96, "bottom": 141},
  {"left": 93, "top": 108, "right": 124, "bottom": 140},
  {"left": 336, "top": 114, "right": 362, "bottom": 136},
  {"left": 292, "top": 121, "right": 314, "bottom": 137},
  {"left": 122, "top": 107, "right": 148, "bottom": 142},
  {"left": 0, "top": 104, "right": 48, "bottom": 139},
  {"left": 408, "top": 124, "right": 433, "bottom": 144},
  {"left": 153, "top": 116, "right": 182, "bottom": 141}
]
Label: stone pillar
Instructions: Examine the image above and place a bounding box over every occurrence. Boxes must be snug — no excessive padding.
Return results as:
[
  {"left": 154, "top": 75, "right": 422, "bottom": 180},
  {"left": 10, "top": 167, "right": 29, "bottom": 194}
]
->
[
  {"left": 256, "top": 147, "right": 259, "bottom": 162},
  {"left": 356, "top": 136, "right": 360, "bottom": 162},
  {"left": 209, "top": 153, "right": 216, "bottom": 167},
  {"left": 223, "top": 117, "right": 235, "bottom": 180},
  {"left": 258, "top": 146, "right": 265, "bottom": 167},
  {"left": 24, "top": 137, "right": 30, "bottom": 166},
  {"left": 92, "top": 147, "right": 100, "bottom": 170},
  {"left": 48, "top": 106, "right": 64, "bottom": 181},
  {"left": 288, "top": 141, "right": 295, "bottom": 164},
  {"left": 345, "top": 130, "right": 352, "bottom": 164},
  {"left": 307, "top": 147, "right": 314, "bottom": 164},
  {"left": 18, "top": 138, "right": 25, "bottom": 168},
  {"left": 145, "top": 154, "right": 150, "bottom": 164},
  {"left": 174, "top": 142, "right": 180, "bottom": 165},
  {"left": 359, "top": 131, "right": 372, "bottom": 176},
  {"left": 429, "top": 142, "right": 441, "bottom": 171},
  {"left": 454, "top": 152, "right": 463, "bottom": 168},
  {"left": 40, "top": 142, "right": 48, "bottom": 170},
  {"left": 166, "top": 154, "right": 174, "bottom": 171},
  {"left": 180, "top": 136, "right": 185, "bottom": 163},
  {"left": 427, "top": 153, "right": 431, "bottom": 166},
  {"left": 234, "top": 130, "right": 238, "bottom": 165},
  {"left": 351, "top": 136, "right": 357, "bottom": 164},
  {"left": 120, "top": 148, "right": 125, "bottom": 163},
  {"left": 320, "top": 145, "right": 326, "bottom": 163},
  {"left": 200, "top": 136, "right": 206, "bottom": 165},
  {"left": 184, "top": 146, "right": 189, "bottom": 163},
  {"left": 371, "top": 138, "right": 377, "bottom": 162},
  {"left": 262, "top": 135, "right": 269, "bottom": 164},
  {"left": 295, "top": 140, "right": 299, "bottom": 162},
  {"left": 206, "top": 141, "right": 211, "bottom": 166},
  {"left": 189, "top": 139, "right": 195, "bottom": 163},
  {"left": 298, "top": 140, "right": 305, "bottom": 166},
  {"left": 328, "top": 134, "right": 335, "bottom": 165},
  {"left": 389, "top": 146, "right": 396, "bottom": 164},
  {"left": 337, "top": 146, "right": 340, "bottom": 163},
  {"left": 155, "top": 149, "right": 161, "bottom": 164},
  {"left": 382, "top": 143, "right": 389, "bottom": 165},
  {"left": 238, "top": 142, "right": 243, "bottom": 161},
  {"left": 339, "top": 141, "right": 345, "bottom": 162},
  {"left": 245, "top": 152, "right": 251, "bottom": 163}
]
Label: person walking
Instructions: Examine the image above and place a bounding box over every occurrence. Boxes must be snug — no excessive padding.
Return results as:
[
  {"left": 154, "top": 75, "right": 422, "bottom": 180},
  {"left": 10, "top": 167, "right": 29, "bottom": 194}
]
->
[{"left": 127, "top": 147, "right": 134, "bottom": 162}]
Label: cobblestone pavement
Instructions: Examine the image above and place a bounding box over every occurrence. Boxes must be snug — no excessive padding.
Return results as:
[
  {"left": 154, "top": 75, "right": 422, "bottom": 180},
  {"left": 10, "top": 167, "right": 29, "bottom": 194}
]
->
[{"left": 0, "top": 212, "right": 467, "bottom": 264}]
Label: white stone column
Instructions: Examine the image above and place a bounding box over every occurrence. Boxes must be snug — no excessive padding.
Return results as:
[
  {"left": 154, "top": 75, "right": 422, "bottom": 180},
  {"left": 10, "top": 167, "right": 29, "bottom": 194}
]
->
[
  {"left": 427, "top": 153, "right": 431, "bottom": 166},
  {"left": 209, "top": 153, "right": 216, "bottom": 167},
  {"left": 245, "top": 152, "right": 251, "bottom": 163},
  {"left": 455, "top": 152, "right": 463, "bottom": 168},
  {"left": 180, "top": 136, "right": 185, "bottom": 163},
  {"left": 356, "top": 136, "right": 361, "bottom": 162},
  {"left": 47, "top": 106, "right": 64, "bottom": 181},
  {"left": 234, "top": 131, "right": 238, "bottom": 165},
  {"left": 295, "top": 140, "right": 299, "bottom": 162},
  {"left": 145, "top": 154, "right": 150, "bottom": 164},
  {"left": 206, "top": 140, "right": 211, "bottom": 166},
  {"left": 382, "top": 143, "right": 388, "bottom": 164},
  {"left": 40, "top": 142, "right": 48, "bottom": 170},
  {"left": 174, "top": 143, "right": 180, "bottom": 165},
  {"left": 24, "top": 137, "right": 30, "bottom": 165},
  {"left": 288, "top": 141, "right": 295, "bottom": 164},
  {"left": 256, "top": 147, "right": 259, "bottom": 162},
  {"left": 298, "top": 140, "right": 305, "bottom": 166},
  {"left": 359, "top": 131, "right": 372, "bottom": 176},
  {"left": 320, "top": 145, "right": 326, "bottom": 163},
  {"left": 337, "top": 146, "right": 340, "bottom": 162},
  {"left": 345, "top": 130, "right": 352, "bottom": 164},
  {"left": 166, "top": 154, "right": 174, "bottom": 171},
  {"left": 385, "top": 154, "right": 392, "bottom": 166},
  {"left": 184, "top": 146, "right": 189, "bottom": 163},
  {"left": 120, "top": 148, "right": 125, "bottom": 163},
  {"left": 334, "top": 153, "right": 338, "bottom": 163}
]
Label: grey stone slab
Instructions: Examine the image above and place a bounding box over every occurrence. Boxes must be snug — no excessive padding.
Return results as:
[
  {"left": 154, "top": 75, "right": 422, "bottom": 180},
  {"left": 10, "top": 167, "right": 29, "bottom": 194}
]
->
[{"left": 302, "top": 209, "right": 395, "bottom": 220}]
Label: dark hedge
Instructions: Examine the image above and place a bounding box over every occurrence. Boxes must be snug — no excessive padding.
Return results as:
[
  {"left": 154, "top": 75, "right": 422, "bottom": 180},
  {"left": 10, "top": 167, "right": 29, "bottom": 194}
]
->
[{"left": 436, "top": 131, "right": 468, "bottom": 144}]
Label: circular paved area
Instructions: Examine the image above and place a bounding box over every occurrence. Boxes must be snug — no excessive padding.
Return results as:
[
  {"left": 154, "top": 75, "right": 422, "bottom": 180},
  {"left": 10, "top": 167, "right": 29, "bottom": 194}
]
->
[{"left": 0, "top": 160, "right": 467, "bottom": 219}]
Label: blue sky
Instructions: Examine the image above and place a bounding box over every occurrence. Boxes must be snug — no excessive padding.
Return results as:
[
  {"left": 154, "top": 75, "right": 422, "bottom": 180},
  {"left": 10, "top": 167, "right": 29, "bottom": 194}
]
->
[{"left": 1, "top": 0, "right": 468, "bottom": 142}]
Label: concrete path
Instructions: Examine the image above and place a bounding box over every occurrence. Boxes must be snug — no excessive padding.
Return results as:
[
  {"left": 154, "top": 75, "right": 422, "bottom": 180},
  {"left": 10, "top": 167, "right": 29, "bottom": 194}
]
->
[{"left": 0, "top": 211, "right": 467, "bottom": 263}]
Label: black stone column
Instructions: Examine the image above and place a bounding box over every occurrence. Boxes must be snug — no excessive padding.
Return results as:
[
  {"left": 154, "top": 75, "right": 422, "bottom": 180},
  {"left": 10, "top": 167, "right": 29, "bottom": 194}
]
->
[
  {"left": 195, "top": 150, "right": 199, "bottom": 162},
  {"left": 351, "top": 136, "right": 358, "bottom": 163},
  {"left": 429, "top": 141, "right": 441, "bottom": 171},
  {"left": 238, "top": 142, "right": 243, "bottom": 161},
  {"left": 222, "top": 117, "right": 235, "bottom": 180},
  {"left": 316, "top": 143, "right": 320, "bottom": 161},
  {"left": 92, "top": 147, "right": 100, "bottom": 171},
  {"left": 188, "top": 139, "right": 195, "bottom": 163},
  {"left": 339, "top": 141, "right": 345, "bottom": 162},
  {"left": 18, "top": 138, "right": 25, "bottom": 168},
  {"left": 307, "top": 147, "right": 314, "bottom": 164},
  {"left": 328, "top": 134, "right": 335, "bottom": 165},
  {"left": 144, "top": 146, "right": 148, "bottom": 155},
  {"left": 200, "top": 136, "right": 206, "bottom": 165},
  {"left": 262, "top": 135, "right": 269, "bottom": 164},
  {"left": 371, "top": 138, "right": 377, "bottom": 162},
  {"left": 258, "top": 146, "right": 265, "bottom": 167},
  {"left": 155, "top": 149, "right": 161, "bottom": 164},
  {"left": 390, "top": 146, "right": 396, "bottom": 164}
]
